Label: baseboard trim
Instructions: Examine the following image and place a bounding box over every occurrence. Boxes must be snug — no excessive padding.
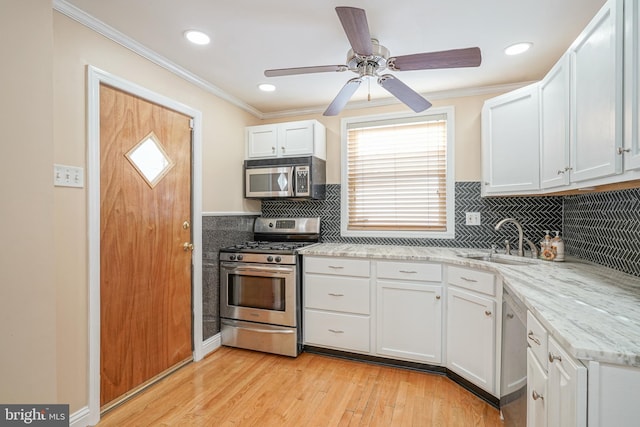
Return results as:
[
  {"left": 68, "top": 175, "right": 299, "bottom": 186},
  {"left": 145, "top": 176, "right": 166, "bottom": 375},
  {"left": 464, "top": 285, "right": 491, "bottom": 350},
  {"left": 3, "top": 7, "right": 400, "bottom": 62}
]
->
[
  {"left": 70, "top": 405, "right": 94, "bottom": 427},
  {"left": 202, "top": 333, "right": 222, "bottom": 356}
]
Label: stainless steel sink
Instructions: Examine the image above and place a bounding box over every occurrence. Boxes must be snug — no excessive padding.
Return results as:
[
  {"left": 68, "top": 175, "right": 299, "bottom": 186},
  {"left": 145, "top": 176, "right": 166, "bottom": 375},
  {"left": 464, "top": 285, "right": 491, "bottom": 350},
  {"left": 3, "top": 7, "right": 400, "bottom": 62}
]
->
[{"left": 457, "top": 253, "right": 536, "bottom": 266}]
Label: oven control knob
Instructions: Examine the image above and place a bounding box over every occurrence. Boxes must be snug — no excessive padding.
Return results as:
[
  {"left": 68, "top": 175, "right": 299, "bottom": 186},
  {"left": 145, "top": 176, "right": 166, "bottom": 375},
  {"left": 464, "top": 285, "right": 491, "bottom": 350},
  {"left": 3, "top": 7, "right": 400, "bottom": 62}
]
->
[
  {"left": 237, "top": 255, "right": 244, "bottom": 261},
  {"left": 275, "top": 256, "right": 282, "bottom": 263},
  {"left": 229, "top": 255, "right": 236, "bottom": 261},
  {"left": 267, "top": 256, "right": 274, "bottom": 262}
]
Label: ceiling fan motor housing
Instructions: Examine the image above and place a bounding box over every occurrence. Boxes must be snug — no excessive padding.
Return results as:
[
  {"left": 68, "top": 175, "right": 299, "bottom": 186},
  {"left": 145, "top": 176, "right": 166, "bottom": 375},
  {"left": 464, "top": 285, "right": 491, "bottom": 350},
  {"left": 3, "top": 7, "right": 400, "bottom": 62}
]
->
[{"left": 347, "top": 39, "right": 389, "bottom": 77}]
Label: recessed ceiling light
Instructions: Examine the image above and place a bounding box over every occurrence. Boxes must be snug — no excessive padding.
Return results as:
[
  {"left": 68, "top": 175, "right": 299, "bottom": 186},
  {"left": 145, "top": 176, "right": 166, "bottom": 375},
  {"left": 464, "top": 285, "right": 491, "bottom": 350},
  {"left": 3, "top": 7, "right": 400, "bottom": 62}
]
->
[
  {"left": 504, "top": 42, "right": 532, "bottom": 56},
  {"left": 184, "top": 30, "right": 210, "bottom": 45},
  {"left": 258, "top": 83, "right": 276, "bottom": 92}
]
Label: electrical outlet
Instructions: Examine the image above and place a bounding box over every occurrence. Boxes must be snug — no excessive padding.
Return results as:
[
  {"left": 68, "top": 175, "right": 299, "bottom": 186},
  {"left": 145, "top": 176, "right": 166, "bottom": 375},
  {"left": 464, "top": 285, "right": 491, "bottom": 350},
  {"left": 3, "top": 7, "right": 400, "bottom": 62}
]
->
[
  {"left": 54, "top": 164, "right": 84, "bottom": 188},
  {"left": 465, "top": 212, "right": 481, "bottom": 226}
]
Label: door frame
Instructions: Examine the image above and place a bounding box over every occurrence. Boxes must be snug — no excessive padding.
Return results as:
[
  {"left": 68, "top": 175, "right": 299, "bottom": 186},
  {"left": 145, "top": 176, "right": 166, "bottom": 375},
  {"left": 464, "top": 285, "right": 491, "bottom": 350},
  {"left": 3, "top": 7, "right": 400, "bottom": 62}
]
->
[{"left": 86, "top": 66, "right": 203, "bottom": 424}]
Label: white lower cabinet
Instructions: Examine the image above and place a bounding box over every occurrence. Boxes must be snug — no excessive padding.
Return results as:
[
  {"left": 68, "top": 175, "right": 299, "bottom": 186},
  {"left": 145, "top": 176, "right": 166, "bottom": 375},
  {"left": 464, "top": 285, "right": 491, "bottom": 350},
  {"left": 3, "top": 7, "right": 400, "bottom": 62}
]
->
[
  {"left": 527, "top": 311, "right": 587, "bottom": 427},
  {"left": 527, "top": 347, "right": 549, "bottom": 427},
  {"left": 303, "top": 256, "right": 371, "bottom": 353},
  {"left": 446, "top": 286, "right": 496, "bottom": 394},
  {"left": 548, "top": 337, "right": 587, "bottom": 427},
  {"left": 376, "top": 280, "right": 442, "bottom": 364}
]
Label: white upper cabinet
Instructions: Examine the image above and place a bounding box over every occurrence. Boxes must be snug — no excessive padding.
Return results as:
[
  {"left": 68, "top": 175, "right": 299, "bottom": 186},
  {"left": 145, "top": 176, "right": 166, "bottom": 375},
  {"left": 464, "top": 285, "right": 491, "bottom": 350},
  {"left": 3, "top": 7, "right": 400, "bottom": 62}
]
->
[
  {"left": 569, "top": 0, "right": 623, "bottom": 182},
  {"left": 482, "top": 83, "right": 540, "bottom": 195},
  {"left": 624, "top": 0, "right": 640, "bottom": 171},
  {"left": 540, "top": 54, "right": 571, "bottom": 189},
  {"left": 246, "top": 120, "right": 326, "bottom": 160}
]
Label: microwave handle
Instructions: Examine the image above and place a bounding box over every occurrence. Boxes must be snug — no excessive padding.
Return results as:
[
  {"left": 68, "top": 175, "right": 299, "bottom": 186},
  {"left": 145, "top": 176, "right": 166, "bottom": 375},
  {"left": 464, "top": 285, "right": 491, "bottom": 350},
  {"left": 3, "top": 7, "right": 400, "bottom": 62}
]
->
[{"left": 288, "top": 167, "right": 295, "bottom": 197}]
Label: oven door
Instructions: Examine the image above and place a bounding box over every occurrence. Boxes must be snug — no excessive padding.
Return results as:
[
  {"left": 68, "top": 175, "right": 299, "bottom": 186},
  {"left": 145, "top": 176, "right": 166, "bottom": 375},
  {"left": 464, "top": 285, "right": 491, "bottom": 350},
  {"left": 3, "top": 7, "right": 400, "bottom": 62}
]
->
[
  {"left": 220, "top": 261, "right": 297, "bottom": 327},
  {"left": 245, "top": 166, "right": 294, "bottom": 198}
]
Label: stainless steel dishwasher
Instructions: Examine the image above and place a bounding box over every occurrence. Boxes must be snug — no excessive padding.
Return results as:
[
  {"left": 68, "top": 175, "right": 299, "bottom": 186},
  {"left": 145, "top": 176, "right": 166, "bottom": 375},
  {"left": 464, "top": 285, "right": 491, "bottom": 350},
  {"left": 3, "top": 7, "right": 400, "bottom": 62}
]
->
[{"left": 500, "top": 286, "right": 527, "bottom": 426}]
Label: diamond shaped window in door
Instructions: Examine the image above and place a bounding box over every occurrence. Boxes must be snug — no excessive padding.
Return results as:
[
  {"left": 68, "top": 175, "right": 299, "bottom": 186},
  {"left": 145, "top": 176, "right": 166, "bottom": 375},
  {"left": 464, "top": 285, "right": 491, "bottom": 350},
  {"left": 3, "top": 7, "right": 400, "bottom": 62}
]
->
[{"left": 125, "top": 131, "right": 174, "bottom": 188}]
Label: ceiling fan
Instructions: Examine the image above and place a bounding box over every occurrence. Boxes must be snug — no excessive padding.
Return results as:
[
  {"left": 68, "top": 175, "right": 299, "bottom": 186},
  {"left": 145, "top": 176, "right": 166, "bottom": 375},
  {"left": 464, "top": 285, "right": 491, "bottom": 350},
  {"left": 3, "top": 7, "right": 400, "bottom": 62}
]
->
[{"left": 264, "top": 6, "right": 482, "bottom": 116}]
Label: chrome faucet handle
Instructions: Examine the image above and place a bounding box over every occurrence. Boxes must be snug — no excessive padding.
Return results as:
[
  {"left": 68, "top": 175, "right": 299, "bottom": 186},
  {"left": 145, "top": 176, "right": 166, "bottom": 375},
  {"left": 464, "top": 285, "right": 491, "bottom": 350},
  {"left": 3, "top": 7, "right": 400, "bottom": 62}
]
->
[
  {"left": 504, "top": 239, "right": 511, "bottom": 255},
  {"left": 524, "top": 237, "right": 539, "bottom": 258}
]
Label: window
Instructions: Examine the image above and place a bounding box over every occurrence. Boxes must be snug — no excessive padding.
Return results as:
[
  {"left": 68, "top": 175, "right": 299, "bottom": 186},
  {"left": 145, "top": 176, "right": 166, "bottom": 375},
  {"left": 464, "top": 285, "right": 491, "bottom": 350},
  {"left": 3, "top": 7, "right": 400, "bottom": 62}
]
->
[{"left": 341, "top": 108, "right": 455, "bottom": 239}]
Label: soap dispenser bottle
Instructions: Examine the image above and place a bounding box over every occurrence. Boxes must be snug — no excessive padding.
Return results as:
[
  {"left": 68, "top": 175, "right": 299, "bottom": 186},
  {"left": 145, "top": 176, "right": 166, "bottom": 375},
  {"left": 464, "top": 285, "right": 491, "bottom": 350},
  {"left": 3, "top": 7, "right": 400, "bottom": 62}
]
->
[
  {"left": 551, "top": 231, "right": 565, "bottom": 262},
  {"left": 540, "top": 230, "right": 555, "bottom": 261}
]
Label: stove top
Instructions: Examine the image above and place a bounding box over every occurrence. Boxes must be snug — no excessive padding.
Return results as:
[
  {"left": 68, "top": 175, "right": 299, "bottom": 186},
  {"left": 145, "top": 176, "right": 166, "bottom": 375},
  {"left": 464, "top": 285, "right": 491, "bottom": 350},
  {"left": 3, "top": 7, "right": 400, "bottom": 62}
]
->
[{"left": 222, "top": 241, "right": 316, "bottom": 254}]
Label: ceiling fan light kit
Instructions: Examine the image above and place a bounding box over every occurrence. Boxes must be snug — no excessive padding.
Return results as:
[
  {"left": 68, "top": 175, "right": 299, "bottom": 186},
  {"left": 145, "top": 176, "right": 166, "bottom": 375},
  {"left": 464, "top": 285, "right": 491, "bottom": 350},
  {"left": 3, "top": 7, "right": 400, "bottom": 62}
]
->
[{"left": 264, "top": 6, "right": 482, "bottom": 116}]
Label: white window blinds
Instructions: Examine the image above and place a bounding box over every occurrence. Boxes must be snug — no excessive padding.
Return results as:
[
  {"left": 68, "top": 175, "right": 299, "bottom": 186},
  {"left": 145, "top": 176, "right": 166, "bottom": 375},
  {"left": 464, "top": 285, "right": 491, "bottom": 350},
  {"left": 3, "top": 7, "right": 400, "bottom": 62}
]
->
[{"left": 345, "top": 115, "right": 448, "bottom": 232}]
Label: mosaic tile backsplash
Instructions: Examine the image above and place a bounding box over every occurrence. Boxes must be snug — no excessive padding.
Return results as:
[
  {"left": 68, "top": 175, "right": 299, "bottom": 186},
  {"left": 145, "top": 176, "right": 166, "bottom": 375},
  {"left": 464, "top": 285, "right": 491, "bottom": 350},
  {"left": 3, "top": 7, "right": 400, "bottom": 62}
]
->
[
  {"left": 262, "top": 182, "right": 564, "bottom": 250},
  {"left": 564, "top": 188, "right": 640, "bottom": 277}
]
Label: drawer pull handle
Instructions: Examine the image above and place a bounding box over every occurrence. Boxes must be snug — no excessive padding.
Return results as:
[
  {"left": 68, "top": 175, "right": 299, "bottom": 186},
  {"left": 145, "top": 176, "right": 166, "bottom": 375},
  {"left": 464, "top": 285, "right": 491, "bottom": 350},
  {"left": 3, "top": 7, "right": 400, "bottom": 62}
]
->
[
  {"left": 548, "top": 352, "right": 562, "bottom": 363},
  {"left": 328, "top": 329, "right": 344, "bottom": 334},
  {"left": 528, "top": 331, "right": 541, "bottom": 346},
  {"left": 328, "top": 265, "right": 344, "bottom": 269},
  {"left": 328, "top": 293, "right": 344, "bottom": 297},
  {"left": 531, "top": 390, "right": 544, "bottom": 401},
  {"left": 507, "top": 313, "right": 514, "bottom": 319},
  {"left": 399, "top": 270, "right": 417, "bottom": 274},
  {"left": 485, "top": 310, "right": 492, "bottom": 317},
  {"left": 460, "top": 276, "right": 478, "bottom": 283}
]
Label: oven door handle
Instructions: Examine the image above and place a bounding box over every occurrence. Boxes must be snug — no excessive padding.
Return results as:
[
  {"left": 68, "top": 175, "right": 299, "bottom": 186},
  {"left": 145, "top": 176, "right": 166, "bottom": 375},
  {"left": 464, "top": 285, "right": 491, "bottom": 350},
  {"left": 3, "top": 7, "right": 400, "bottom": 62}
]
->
[{"left": 222, "top": 264, "right": 295, "bottom": 275}]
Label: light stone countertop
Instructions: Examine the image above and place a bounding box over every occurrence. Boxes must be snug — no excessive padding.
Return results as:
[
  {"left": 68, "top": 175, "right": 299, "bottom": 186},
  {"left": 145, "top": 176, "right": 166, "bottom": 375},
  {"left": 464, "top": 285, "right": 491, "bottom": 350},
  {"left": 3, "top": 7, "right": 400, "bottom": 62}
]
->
[{"left": 298, "top": 243, "right": 640, "bottom": 368}]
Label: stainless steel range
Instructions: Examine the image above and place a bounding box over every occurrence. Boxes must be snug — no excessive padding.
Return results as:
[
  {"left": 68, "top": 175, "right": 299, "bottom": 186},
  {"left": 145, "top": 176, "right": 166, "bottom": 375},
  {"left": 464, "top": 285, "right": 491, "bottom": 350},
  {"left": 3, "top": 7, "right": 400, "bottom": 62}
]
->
[{"left": 219, "top": 217, "right": 320, "bottom": 357}]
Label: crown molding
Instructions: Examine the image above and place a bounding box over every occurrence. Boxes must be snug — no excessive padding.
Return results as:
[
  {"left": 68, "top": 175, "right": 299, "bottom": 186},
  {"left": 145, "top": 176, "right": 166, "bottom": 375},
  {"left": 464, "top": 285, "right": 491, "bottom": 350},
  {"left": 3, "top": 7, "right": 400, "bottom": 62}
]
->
[{"left": 53, "top": 0, "right": 263, "bottom": 118}]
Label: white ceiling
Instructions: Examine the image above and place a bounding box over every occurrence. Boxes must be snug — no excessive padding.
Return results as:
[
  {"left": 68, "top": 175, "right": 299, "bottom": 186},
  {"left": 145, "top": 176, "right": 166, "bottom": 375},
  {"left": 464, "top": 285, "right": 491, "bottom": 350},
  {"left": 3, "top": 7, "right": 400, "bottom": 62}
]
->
[{"left": 59, "top": 0, "right": 607, "bottom": 117}]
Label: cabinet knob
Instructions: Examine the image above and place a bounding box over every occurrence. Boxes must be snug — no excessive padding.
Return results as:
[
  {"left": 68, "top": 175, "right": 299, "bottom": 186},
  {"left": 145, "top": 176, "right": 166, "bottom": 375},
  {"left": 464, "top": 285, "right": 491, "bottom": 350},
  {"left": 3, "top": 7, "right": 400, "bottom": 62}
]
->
[
  {"left": 531, "top": 390, "right": 544, "bottom": 401},
  {"left": 548, "top": 352, "right": 562, "bottom": 363},
  {"left": 485, "top": 310, "right": 492, "bottom": 317},
  {"left": 557, "top": 169, "right": 566, "bottom": 175},
  {"left": 618, "top": 147, "right": 631, "bottom": 155},
  {"left": 281, "top": 146, "right": 285, "bottom": 152},
  {"left": 436, "top": 295, "right": 441, "bottom": 300},
  {"left": 271, "top": 146, "right": 276, "bottom": 152}
]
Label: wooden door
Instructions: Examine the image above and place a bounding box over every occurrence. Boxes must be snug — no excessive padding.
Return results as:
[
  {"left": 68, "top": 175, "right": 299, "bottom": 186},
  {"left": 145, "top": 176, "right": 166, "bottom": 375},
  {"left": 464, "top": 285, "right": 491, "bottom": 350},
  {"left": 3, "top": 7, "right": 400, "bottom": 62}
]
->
[{"left": 99, "top": 84, "right": 193, "bottom": 408}]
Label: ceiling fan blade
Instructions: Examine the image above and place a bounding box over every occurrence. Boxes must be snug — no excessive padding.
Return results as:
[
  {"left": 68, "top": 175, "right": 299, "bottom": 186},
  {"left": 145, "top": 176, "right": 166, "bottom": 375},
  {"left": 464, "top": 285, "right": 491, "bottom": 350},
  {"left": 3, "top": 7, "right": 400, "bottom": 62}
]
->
[
  {"left": 265, "top": 65, "right": 348, "bottom": 77},
  {"left": 378, "top": 74, "right": 432, "bottom": 113},
  {"left": 335, "top": 7, "right": 373, "bottom": 56},
  {"left": 323, "top": 78, "right": 362, "bottom": 116},
  {"left": 389, "top": 47, "right": 482, "bottom": 71}
]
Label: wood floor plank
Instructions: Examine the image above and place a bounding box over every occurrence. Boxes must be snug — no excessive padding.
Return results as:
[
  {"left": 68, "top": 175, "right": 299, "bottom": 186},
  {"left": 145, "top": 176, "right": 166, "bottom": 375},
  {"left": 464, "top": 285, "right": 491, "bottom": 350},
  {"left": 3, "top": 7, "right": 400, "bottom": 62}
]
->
[{"left": 98, "top": 347, "right": 503, "bottom": 427}]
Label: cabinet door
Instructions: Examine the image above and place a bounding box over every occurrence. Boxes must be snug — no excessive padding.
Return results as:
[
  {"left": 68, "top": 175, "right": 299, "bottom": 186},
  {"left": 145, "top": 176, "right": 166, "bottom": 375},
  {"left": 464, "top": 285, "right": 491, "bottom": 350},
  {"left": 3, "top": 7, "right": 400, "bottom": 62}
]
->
[
  {"left": 624, "top": 0, "right": 640, "bottom": 170},
  {"left": 446, "top": 287, "right": 496, "bottom": 393},
  {"left": 547, "top": 337, "right": 587, "bottom": 427},
  {"left": 279, "top": 121, "right": 315, "bottom": 157},
  {"left": 527, "top": 347, "right": 548, "bottom": 427},
  {"left": 246, "top": 124, "right": 278, "bottom": 158},
  {"left": 570, "top": 0, "right": 623, "bottom": 182},
  {"left": 482, "top": 83, "right": 540, "bottom": 195},
  {"left": 376, "top": 281, "right": 442, "bottom": 364},
  {"left": 540, "top": 54, "right": 571, "bottom": 189}
]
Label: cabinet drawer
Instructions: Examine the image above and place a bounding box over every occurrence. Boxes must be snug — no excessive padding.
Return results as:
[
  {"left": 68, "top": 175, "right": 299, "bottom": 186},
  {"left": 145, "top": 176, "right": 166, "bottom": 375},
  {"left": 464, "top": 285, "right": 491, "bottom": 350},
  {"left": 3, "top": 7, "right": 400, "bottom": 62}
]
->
[
  {"left": 304, "top": 274, "right": 370, "bottom": 314},
  {"left": 304, "top": 309, "right": 370, "bottom": 353},
  {"left": 305, "top": 256, "right": 370, "bottom": 277},
  {"left": 527, "top": 311, "right": 548, "bottom": 371},
  {"left": 377, "top": 261, "right": 442, "bottom": 282},
  {"left": 448, "top": 266, "right": 496, "bottom": 296}
]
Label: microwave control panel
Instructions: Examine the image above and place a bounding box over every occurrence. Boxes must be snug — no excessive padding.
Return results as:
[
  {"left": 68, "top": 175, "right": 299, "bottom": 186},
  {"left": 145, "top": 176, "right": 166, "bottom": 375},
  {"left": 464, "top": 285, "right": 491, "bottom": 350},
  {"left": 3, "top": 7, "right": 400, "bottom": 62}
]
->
[{"left": 295, "top": 166, "right": 310, "bottom": 196}]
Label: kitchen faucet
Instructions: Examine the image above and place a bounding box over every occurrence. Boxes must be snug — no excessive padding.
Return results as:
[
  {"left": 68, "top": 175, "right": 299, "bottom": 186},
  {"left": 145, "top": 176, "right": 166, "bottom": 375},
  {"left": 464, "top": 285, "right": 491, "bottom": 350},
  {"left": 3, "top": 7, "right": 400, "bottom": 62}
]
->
[{"left": 495, "top": 218, "right": 525, "bottom": 257}]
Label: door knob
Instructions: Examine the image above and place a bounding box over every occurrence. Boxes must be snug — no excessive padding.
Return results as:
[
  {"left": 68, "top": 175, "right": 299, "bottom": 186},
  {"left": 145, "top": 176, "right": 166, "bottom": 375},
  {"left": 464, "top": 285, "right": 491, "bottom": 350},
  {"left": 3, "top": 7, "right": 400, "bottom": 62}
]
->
[{"left": 183, "top": 242, "right": 194, "bottom": 252}]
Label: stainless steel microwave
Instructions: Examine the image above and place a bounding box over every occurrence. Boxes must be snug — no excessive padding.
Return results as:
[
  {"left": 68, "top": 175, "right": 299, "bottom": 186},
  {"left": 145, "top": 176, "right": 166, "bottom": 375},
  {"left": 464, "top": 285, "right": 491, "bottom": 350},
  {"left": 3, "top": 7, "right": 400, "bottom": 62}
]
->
[{"left": 244, "top": 156, "right": 326, "bottom": 200}]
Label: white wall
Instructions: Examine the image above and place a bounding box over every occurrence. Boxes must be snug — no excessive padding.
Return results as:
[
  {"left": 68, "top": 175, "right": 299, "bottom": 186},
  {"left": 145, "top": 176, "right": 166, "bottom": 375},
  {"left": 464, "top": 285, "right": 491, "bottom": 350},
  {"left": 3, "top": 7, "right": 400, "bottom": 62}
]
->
[{"left": 0, "top": 0, "right": 58, "bottom": 402}]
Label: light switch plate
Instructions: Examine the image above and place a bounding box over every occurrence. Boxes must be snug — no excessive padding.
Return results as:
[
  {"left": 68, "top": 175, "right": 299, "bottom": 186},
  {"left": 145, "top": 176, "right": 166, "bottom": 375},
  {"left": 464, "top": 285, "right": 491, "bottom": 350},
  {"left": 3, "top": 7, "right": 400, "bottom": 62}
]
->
[
  {"left": 54, "top": 164, "right": 84, "bottom": 188},
  {"left": 465, "top": 212, "right": 481, "bottom": 226}
]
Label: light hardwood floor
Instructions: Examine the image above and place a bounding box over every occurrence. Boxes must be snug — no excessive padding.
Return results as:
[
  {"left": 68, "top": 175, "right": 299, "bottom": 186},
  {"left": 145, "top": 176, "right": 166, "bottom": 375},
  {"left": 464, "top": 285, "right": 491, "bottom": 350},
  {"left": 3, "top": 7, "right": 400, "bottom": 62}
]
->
[{"left": 98, "top": 347, "right": 504, "bottom": 426}]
